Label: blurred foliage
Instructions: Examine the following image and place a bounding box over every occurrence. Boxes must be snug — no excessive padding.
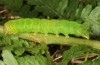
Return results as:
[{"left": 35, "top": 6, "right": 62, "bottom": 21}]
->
[
  {"left": 0, "top": 0, "right": 100, "bottom": 37},
  {"left": 78, "top": 58, "right": 100, "bottom": 65},
  {"left": 0, "top": 33, "right": 100, "bottom": 65},
  {"left": 2, "top": 50, "right": 49, "bottom": 65},
  {"left": 0, "top": 0, "right": 100, "bottom": 65},
  {"left": 79, "top": 5, "right": 100, "bottom": 37},
  {"left": 0, "top": 0, "right": 98, "bottom": 18},
  {"left": 59, "top": 45, "right": 100, "bottom": 65},
  {"left": 0, "top": 34, "right": 50, "bottom": 65},
  {"left": 0, "top": 34, "right": 46, "bottom": 55}
]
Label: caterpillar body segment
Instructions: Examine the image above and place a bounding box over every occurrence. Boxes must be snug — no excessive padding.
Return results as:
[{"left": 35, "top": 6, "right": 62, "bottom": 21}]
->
[{"left": 4, "top": 18, "right": 89, "bottom": 39}]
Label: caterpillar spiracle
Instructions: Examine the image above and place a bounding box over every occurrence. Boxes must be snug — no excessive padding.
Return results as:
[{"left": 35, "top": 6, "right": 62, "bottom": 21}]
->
[{"left": 4, "top": 18, "right": 89, "bottom": 39}]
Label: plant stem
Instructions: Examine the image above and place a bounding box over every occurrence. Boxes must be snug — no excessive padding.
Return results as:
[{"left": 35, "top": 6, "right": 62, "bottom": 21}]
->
[
  {"left": 40, "top": 42, "right": 55, "bottom": 65},
  {"left": 18, "top": 33, "right": 100, "bottom": 49},
  {"left": 0, "top": 25, "right": 100, "bottom": 49}
]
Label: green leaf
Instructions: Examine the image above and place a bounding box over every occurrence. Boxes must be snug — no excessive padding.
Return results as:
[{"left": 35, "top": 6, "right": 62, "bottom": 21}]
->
[
  {"left": 16, "top": 57, "right": 30, "bottom": 65},
  {"left": 79, "top": 5, "right": 100, "bottom": 37},
  {"left": 25, "top": 43, "right": 45, "bottom": 54},
  {"left": 16, "top": 5, "right": 30, "bottom": 17},
  {"left": 16, "top": 55, "right": 48, "bottom": 65},
  {"left": 0, "top": 60, "right": 5, "bottom": 65},
  {"left": 56, "top": 0, "right": 68, "bottom": 15},
  {"left": 2, "top": 50, "right": 18, "bottom": 65},
  {"left": 98, "top": 1, "right": 100, "bottom": 6},
  {"left": 89, "top": 6, "right": 100, "bottom": 21},
  {"left": 35, "top": 54, "right": 49, "bottom": 65},
  {"left": 83, "top": 6, "right": 100, "bottom": 36},
  {"left": 13, "top": 47, "right": 25, "bottom": 56},
  {"left": 65, "top": 0, "right": 79, "bottom": 20},
  {"left": 60, "top": 45, "right": 93, "bottom": 65},
  {"left": 24, "top": 56, "right": 40, "bottom": 65},
  {"left": 75, "top": 4, "right": 84, "bottom": 20},
  {"left": 0, "top": 0, "right": 23, "bottom": 11},
  {"left": 12, "top": 39, "right": 24, "bottom": 47},
  {"left": 27, "top": 0, "right": 68, "bottom": 18},
  {"left": 81, "top": 5, "right": 92, "bottom": 19},
  {"left": 2, "top": 36, "right": 12, "bottom": 45},
  {"left": 2, "top": 45, "right": 13, "bottom": 51}
]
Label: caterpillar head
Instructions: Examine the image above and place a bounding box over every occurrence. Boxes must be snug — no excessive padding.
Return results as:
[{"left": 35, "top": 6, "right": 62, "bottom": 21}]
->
[
  {"left": 82, "top": 22, "right": 90, "bottom": 39},
  {"left": 82, "top": 32, "right": 89, "bottom": 39},
  {"left": 77, "top": 29, "right": 89, "bottom": 39}
]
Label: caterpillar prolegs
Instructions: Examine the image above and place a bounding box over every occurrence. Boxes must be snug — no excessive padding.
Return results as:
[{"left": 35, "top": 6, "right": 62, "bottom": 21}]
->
[{"left": 4, "top": 18, "right": 89, "bottom": 39}]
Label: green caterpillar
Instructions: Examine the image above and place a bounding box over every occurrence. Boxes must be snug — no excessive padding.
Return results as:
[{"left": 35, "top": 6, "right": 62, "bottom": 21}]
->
[{"left": 4, "top": 18, "right": 89, "bottom": 39}]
